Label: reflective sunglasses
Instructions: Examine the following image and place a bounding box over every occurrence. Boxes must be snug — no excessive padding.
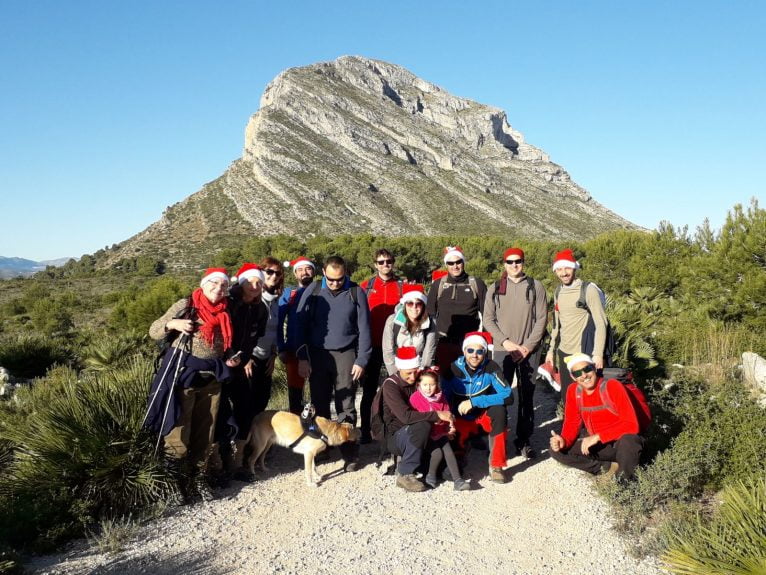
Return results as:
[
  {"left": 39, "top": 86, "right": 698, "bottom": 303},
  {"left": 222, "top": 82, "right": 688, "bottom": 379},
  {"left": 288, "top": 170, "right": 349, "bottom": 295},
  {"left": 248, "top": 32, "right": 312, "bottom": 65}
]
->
[
  {"left": 376, "top": 258, "right": 394, "bottom": 265},
  {"left": 465, "top": 347, "right": 486, "bottom": 355},
  {"left": 571, "top": 364, "right": 596, "bottom": 378},
  {"left": 505, "top": 259, "right": 524, "bottom": 265},
  {"left": 446, "top": 260, "right": 464, "bottom": 267}
]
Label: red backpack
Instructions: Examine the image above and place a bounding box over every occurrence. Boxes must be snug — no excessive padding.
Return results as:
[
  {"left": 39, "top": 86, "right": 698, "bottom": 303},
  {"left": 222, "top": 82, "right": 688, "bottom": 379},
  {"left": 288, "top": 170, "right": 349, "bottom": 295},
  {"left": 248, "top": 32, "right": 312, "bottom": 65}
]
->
[{"left": 575, "top": 369, "right": 652, "bottom": 433}]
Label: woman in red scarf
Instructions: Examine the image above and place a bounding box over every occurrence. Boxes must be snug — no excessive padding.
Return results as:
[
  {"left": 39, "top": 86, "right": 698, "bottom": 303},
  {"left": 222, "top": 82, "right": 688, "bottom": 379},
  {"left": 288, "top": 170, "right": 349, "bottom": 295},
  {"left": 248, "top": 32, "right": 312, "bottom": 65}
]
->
[{"left": 148, "top": 267, "right": 241, "bottom": 503}]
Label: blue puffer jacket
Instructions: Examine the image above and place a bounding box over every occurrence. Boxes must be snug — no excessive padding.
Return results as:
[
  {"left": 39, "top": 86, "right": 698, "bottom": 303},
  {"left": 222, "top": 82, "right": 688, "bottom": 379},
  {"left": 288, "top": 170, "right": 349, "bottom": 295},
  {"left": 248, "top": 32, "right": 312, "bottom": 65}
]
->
[{"left": 442, "top": 356, "right": 512, "bottom": 420}]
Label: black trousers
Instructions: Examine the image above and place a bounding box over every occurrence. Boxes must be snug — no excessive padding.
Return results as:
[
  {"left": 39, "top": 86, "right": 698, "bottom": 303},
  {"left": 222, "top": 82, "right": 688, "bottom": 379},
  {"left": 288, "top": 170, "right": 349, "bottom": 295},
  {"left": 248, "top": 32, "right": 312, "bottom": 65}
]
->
[
  {"left": 550, "top": 433, "right": 645, "bottom": 480},
  {"left": 496, "top": 348, "right": 540, "bottom": 448},
  {"left": 229, "top": 356, "right": 273, "bottom": 440},
  {"left": 360, "top": 346, "right": 384, "bottom": 436},
  {"left": 308, "top": 346, "right": 358, "bottom": 425},
  {"left": 388, "top": 420, "right": 431, "bottom": 475}
]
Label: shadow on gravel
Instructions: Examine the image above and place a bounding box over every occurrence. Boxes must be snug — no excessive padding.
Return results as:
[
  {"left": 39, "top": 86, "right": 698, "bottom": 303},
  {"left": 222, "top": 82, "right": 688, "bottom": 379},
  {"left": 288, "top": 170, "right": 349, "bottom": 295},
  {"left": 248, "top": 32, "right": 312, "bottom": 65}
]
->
[{"left": 89, "top": 550, "right": 222, "bottom": 575}]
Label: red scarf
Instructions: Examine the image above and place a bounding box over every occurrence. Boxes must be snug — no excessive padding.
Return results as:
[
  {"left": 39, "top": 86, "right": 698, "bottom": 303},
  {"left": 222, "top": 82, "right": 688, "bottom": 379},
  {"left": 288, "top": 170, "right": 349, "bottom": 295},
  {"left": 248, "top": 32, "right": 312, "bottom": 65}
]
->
[{"left": 191, "top": 288, "right": 233, "bottom": 351}]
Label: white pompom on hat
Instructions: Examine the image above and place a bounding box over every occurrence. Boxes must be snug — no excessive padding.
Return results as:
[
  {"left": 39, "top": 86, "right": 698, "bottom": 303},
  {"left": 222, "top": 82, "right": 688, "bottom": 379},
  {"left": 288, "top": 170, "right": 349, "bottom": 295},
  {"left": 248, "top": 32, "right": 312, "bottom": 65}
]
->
[
  {"left": 200, "top": 267, "right": 230, "bottom": 287},
  {"left": 443, "top": 245, "right": 467, "bottom": 265},
  {"left": 395, "top": 346, "right": 421, "bottom": 370}
]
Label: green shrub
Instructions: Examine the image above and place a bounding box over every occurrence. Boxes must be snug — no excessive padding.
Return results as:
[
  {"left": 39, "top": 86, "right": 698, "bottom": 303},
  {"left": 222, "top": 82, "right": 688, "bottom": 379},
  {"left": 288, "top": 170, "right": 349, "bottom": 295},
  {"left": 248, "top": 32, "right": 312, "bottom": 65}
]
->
[
  {"left": 109, "top": 276, "right": 190, "bottom": 333},
  {"left": 0, "top": 356, "right": 170, "bottom": 552},
  {"left": 662, "top": 477, "right": 766, "bottom": 575},
  {"left": 0, "top": 334, "right": 73, "bottom": 378}
]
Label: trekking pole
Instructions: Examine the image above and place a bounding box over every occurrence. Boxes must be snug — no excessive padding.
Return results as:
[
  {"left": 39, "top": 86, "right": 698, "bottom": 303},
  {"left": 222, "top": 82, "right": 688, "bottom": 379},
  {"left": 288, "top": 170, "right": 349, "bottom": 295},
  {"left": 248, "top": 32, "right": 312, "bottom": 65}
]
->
[
  {"left": 155, "top": 333, "right": 190, "bottom": 455},
  {"left": 142, "top": 340, "right": 184, "bottom": 428}
]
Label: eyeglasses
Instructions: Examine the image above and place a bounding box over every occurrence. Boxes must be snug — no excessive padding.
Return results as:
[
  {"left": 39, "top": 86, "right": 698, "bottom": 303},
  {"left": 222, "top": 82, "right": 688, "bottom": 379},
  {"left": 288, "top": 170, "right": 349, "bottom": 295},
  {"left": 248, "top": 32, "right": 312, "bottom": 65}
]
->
[
  {"left": 405, "top": 301, "right": 424, "bottom": 307},
  {"left": 446, "top": 260, "right": 464, "bottom": 267},
  {"left": 264, "top": 269, "right": 282, "bottom": 276},
  {"left": 571, "top": 364, "right": 596, "bottom": 378},
  {"left": 505, "top": 259, "right": 524, "bottom": 265},
  {"left": 376, "top": 259, "right": 394, "bottom": 265},
  {"left": 465, "top": 348, "right": 486, "bottom": 355}
]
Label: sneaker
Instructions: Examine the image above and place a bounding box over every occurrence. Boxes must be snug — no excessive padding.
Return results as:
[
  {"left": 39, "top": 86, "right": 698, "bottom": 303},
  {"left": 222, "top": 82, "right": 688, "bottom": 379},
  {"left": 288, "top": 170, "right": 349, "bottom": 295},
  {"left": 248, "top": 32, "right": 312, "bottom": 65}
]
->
[
  {"left": 520, "top": 445, "right": 537, "bottom": 460},
  {"left": 489, "top": 467, "right": 507, "bottom": 484},
  {"left": 425, "top": 474, "right": 438, "bottom": 489},
  {"left": 396, "top": 473, "right": 427, "bottom": 492},
  {"left": 453, "top": 478, "right": 471, "bottom": 491}
]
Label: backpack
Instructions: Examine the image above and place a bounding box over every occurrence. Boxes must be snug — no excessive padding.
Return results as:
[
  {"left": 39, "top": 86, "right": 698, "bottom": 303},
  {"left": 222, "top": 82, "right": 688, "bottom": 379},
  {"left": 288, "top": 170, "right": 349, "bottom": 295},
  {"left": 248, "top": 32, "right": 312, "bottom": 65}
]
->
[
  {"left": 554, "top": 280, "right": 617, "bottom": 364},
  {"left": 370, "top": 379, "right": 390, "bottom": 442},
  {"left": 437, "top": 275, "right": 480, "bottom": 301},
  {"left": 575, "top": 371, "right": 652, "bottom": 433},
  {"left": 306, "top": 279, "right": 359, "bottom": 322},
  {"left": 493, "top": 275, "right": 538, "bottom": 322}
]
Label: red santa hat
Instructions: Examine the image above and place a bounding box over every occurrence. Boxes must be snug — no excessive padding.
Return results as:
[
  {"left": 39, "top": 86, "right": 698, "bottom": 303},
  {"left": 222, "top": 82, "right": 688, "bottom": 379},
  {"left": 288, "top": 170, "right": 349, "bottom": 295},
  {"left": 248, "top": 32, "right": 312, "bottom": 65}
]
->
[
  {"left": 443, "top": 245, "right": 467, "bottom": 265},
  {"left": 552, "top": 249, "right": 581, "bottom": 271},
  {"left": 503, "top": 247, "right": 525, "bottom": 261},
  {"left": 284, "top": 257, "right": 315, "bottom": 271},
  {"left": 200, "top": 267, "right": 230, "bottom": 287},
  {"left": 462, "top": 331, "right": 493, "bottom": 352},
  {"left": 234, "top": 263, "right": 265, "bottom": 285},
  {"left": 400, "top": 284, "right": 427, "bottom": 306},
  {"left": 395, "top": 346, "right": 421, "bottom": 370}
]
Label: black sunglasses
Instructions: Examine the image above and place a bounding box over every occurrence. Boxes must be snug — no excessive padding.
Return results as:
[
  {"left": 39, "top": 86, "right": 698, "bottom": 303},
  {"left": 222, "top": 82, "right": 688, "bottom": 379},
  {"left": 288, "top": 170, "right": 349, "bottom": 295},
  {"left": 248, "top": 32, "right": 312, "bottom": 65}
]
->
[
  {"left": 376, "top": 259, "right": 394, "bottom": 265},
  {"left": 505, "top": 259, "right": 524, "bottom": 265},
  {"left": 446, "top": 260, "right": 464, "bottom": 267},
  {"left": 264, "top": 269, "right": 282, "bottom": 276},
  {"left": 571, "top": 364, "right": 596, "bottom": 378},
  {"left": 465, "top": 347, "right": 486, "bottom": 355}
]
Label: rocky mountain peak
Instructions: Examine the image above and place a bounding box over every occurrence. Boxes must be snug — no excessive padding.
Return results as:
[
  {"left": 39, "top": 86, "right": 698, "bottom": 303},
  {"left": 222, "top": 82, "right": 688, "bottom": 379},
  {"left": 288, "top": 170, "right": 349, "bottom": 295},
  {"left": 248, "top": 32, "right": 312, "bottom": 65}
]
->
[{"left": 108, "top": 55, "right": 636, "bottom": 267}]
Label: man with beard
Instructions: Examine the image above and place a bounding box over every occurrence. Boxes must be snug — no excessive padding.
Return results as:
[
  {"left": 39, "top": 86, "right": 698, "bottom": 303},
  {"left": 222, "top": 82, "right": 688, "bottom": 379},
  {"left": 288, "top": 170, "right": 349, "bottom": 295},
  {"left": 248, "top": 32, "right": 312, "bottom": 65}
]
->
[
  {"left": 426, "top": 246, "right": 487, "bottom": 373},
  {"left": 277, "top": 257, "right": 316, "bottom": 414},
  {"left": 545, "top": 249, "right": 609, "bottom": 404}
]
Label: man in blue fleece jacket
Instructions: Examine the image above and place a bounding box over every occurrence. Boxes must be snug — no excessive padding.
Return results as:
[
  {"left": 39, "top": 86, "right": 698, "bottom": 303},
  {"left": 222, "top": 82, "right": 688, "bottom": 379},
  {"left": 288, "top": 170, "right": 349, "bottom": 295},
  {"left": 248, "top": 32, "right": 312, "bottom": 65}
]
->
[{"left": 295, "top": 256, "right": 372, "bottom": 447}]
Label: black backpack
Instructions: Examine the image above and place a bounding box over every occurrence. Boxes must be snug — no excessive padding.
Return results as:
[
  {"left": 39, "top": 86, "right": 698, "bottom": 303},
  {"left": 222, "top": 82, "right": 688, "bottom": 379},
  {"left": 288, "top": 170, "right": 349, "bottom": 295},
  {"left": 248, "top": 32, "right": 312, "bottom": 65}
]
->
[{"left": 370, "top": 379, "right": 389, "bottom": 442}]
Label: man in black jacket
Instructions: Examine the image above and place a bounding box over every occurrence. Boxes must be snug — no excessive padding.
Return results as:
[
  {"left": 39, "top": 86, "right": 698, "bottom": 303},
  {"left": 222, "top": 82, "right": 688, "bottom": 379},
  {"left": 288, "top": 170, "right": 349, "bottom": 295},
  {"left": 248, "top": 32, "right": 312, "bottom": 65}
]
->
[{"left": 427, "top": 246, "right": 487, "bottom": 373}]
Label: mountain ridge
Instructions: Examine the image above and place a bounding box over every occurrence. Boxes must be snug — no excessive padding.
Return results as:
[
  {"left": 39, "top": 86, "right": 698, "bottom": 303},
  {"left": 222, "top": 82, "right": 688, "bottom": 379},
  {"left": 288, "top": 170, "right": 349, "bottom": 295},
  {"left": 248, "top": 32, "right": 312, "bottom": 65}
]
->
[{"left": 103, "top": 55, "right": 638, "bottom": 269}]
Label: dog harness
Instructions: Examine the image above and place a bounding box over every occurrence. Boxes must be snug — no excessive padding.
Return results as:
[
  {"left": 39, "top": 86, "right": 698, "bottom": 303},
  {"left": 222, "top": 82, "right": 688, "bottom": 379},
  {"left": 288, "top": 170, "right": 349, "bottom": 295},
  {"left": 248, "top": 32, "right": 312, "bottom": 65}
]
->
[{"left": 288, "top": 404, "right": 330, "bottom": 449}]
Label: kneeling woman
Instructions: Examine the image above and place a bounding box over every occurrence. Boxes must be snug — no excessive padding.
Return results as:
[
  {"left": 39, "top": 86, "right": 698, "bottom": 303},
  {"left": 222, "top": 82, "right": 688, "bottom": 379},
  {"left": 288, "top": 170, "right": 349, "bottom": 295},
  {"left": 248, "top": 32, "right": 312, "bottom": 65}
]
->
[{"left": 146, "top": 267, "right": 241, "bottom": 501}]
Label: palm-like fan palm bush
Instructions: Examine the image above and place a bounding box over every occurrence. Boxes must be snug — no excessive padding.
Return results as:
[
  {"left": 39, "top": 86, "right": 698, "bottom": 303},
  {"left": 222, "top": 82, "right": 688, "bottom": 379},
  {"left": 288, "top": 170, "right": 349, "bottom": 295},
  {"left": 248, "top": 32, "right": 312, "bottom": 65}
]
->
[
  {"left": 607, "top": 287, "right": 663, "bottom": 372},
  {"left": 662, "top": 477, "right": 766, "bottom": 575},
  {"left": 0, "top": 355, "right": 170, "bottom": 550}
]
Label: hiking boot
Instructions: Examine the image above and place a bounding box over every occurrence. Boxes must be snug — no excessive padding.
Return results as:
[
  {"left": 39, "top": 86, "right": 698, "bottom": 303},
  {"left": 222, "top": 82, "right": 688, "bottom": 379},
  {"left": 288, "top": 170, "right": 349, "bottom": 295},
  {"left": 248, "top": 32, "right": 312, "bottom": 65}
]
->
[
  {"left": 520, "top": 445, "right": 537, "bottom": 460},
  {"left": 489, "top": 467, "right": 507, "bottom": 484},
  {"left": 453, "top": 478, "right": 471, "bottom": 491},
  {"left": 425, "top": 474, "right": 438, "bottom": 489},
  {"left": 396, "top": 473, "right": 426, "bottom": 492},
  {"left": 344, "top": 460, "right": 359, "bottom": 472},
  {"left": 233, "top": 467, "right": 255, "bottom": 483},
  {"left": 191, "top": 474, "right": 215, "bottom": 502}
]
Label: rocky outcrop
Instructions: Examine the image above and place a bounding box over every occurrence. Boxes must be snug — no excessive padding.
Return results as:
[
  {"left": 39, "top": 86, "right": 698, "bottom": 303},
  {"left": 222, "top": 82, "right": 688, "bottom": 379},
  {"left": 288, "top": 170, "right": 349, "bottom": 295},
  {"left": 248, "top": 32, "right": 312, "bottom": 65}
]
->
[{"left": 107, "top": 56, "right": 638, "bottom": 267}]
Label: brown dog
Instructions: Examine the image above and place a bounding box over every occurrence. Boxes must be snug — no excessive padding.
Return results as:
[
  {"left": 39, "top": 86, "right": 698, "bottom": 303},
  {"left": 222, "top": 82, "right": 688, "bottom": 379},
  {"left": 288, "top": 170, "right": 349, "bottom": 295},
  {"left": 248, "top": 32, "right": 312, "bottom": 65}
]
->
[{"left": 246, "top": 410, "right": 361, "bottom": 486}]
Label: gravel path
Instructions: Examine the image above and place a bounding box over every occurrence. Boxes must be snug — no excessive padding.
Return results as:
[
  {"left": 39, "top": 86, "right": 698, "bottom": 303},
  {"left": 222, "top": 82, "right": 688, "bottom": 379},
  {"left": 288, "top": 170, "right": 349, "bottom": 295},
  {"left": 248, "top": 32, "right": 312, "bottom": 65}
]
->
[{"left": 29, "top": 384, "right": 662, "bottom": 575}]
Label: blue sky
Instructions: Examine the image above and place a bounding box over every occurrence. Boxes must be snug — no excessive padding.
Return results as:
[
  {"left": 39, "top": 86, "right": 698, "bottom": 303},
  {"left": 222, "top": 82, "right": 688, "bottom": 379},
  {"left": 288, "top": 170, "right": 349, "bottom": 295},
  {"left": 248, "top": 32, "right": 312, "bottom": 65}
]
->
[{"left": 1, "top": 1, "right": 763, "bottom": 260}]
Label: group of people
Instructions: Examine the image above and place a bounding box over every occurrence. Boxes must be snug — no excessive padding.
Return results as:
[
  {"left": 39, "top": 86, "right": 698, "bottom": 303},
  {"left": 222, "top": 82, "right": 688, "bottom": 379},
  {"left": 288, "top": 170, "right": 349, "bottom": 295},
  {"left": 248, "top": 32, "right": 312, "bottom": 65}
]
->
[{"left": 145, "top": 244, "right": 647, "bottom": 500}]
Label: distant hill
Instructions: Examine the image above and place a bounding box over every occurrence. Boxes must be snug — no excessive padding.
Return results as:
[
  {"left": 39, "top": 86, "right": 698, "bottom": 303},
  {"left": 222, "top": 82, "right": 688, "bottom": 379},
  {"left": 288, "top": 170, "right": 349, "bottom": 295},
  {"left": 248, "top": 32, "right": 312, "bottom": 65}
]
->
[
  {"left": 102, "top": 55, "right": 639, "bottom": 269},
  {"left": 0, "top": 256, "right": 73, "bottom": 279}
]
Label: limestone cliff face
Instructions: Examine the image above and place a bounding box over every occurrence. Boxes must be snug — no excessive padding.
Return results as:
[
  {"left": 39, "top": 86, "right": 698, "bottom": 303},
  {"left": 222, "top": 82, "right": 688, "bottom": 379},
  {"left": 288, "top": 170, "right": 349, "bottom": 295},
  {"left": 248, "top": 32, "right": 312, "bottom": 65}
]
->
[{"left": 110, "top": 56, "right": 635, "bottom": 266}]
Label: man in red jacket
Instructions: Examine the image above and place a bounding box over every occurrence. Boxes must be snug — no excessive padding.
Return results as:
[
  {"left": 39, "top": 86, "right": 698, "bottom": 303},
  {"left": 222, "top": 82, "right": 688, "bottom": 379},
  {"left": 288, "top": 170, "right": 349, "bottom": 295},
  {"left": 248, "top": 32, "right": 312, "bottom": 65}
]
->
[
  {"left": 549, "top": 354, "right": 644, "bottom": 481},
  {"left": 359, "top": 248, "right": 405, "bottom": 443}
]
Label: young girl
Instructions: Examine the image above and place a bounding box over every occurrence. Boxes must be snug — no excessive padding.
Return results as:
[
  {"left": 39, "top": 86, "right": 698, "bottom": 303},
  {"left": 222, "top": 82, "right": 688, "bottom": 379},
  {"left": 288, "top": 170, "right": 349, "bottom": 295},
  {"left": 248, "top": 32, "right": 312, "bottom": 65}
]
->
[{"left": 409, "top": 369, "right": 470, "bottom": 491}]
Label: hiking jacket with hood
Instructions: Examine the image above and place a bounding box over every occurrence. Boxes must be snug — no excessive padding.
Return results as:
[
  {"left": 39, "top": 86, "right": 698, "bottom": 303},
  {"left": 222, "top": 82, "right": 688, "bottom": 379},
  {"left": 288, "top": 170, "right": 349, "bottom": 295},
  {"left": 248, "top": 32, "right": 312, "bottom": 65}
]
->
[{"left": 442, "top": 356, "right": 512, "bottom": 420}]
